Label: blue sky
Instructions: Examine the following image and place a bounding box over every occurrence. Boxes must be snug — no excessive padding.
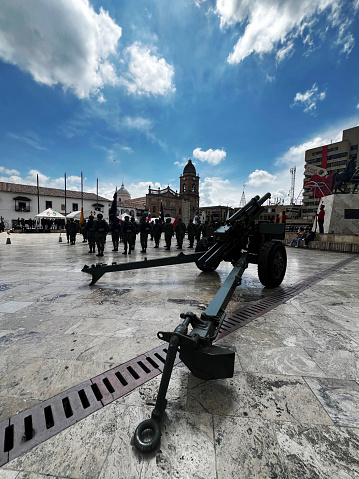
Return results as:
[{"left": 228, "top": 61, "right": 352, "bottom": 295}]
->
[{"left": 1, "top": 0, "right": 359, "bottom": 206}]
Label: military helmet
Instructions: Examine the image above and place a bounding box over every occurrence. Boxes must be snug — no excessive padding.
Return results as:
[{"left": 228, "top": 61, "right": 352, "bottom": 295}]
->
[
  {"left": 166, "top": 218, "right": 171, "bottom": 223},
  {"left": 89, "top": 215, "right": 94, "bottom": 219},
  {"left": 97, "top": 213, "right": 103, "bottom": 219}
]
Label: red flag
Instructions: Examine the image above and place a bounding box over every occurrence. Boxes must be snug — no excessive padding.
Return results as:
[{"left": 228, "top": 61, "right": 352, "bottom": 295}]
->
[{"left": 173, "top": 214, "right": 178, "bottom": 228}]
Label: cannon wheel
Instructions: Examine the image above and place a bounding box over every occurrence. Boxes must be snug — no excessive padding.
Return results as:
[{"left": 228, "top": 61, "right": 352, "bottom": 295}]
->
[
  {"left": 258, "top": 241, "right": 287, "bottom": 288},
  {"left": 195, "top": 238, "right": 220, "bottom": 272}
]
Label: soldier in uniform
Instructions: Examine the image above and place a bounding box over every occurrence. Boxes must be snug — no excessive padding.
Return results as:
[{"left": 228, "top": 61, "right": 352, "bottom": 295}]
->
[
  {"left": 153, "top": 219, "right": 162, "bottom": 248},
  {"left": 140, "top": 216, "right": 151, "bottom": 253},
  {"left": 86, "top": 215, "right": 96, "bottom": 253},
  {"left": 111, "top": 218, "right": 121, "bottom": 251},
  {"left": 80, "top": 220, "right": 87, "bottom": 242},
  {"left": 121, "top": 216, "right": 135, "bottom": 255},
  {"left": 130, "top": 217, "right": 139, "bottom": 250},
  {"left": 175, "top": 218, "right": 186, "bottom": 249},
  {"left": 187, "top": 220, "right": 195, "bottom": 248},
  {"left": 68, "top": 219, "right": 77, "bottom": 245},
  {"left": 65, "top": 220, "right": 71, "bottom": 243},
  {"left": 164, "top": 218, "right": 174, "bottom": 250},
  {"left": 94, "top": 213, "right": 109, "bottom": 256}
]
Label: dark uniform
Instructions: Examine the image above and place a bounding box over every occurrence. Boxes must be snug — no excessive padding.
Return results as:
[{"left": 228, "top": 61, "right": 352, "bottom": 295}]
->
[
  {"left": 187, "top": 220, "right": 195, "bottom": 248},
  {"left": 111, "top": 219, "right": 121, "bottom": 251},
  {"left": 94, "top": 213, "right": 110, "bottom": 256},
  {"left": 80, "top": 220, "right": 87, "bottom": 242},
  {"left": 164, "top": 218, "right": 174, "bottom": 250},
  {"left": 121, "top": 216, "right": 136, "bottom": 255},
  {"left": 67, "top": 219, "right": 77, "bottom": 245},
  {"left": 140, "top": 217, "right": 151, "bottom": 253},
  {"left": 128, "top": 217, "right": 138, "bottom": 250},
  {"left": 153, "top": 219, "right": 162, "bottom": 248},
  {"left": 86, "top": 215, "right": 96, "bottom": 253},
  {"left": 175, "top": 218, "right": 186, "bottom": 249}
]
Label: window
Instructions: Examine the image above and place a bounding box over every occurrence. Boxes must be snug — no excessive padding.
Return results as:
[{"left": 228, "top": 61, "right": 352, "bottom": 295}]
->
[
  {"left": 46, "top": 201, "right": 52, "bottom": 209},
  {"left": 344, "top": 209, "right": 359, "bottom": 219},
  {"left": 152, "top": 205, "right": 156, "bottom": 213},
  {"left": 14, "top": 197, "right": 31, "bottom": 212},
  {"left": 328, "top": 147, "right": 338, "bottom": 152},
  {"left": 328, "top": 152, "right": 347, "bottom": 160},
  {"left": 183, "top": 184, "right": 186, "bottom": 192},
  {"left": 192, "top": 183, "right": 196, "bottom": 192},
  {"left": 350, "top": 145, "right": 358, "bottom": 150},
  {"left": 72, "top": 203, "right": 78, "bottom": 211},
  {"left": 61, "top": 204, "right": 65, "bottom": 211}
]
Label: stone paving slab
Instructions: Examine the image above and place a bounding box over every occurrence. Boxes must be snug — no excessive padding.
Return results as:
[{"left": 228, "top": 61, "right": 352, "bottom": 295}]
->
[{"left": 0, "top": 232, "right": 358, "bottom": 478}]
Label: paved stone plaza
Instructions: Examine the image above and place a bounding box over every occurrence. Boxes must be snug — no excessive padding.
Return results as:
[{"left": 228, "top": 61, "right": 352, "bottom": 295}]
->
[{"left": 0, "top": 232, "right": 358, "bottom": 478}]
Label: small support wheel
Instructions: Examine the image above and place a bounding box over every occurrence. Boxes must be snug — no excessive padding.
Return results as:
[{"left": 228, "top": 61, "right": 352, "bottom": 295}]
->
[
  {"left": 258, "top": 241, "right": 287, "bottom": 288},
  {"left": 133, "top": 418, "right": 161, "bottom": 453}
]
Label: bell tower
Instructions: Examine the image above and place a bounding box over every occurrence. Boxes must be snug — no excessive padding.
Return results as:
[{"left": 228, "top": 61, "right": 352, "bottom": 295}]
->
[{"left": 180, "top": 158, "right": 200, "bottom": 220}]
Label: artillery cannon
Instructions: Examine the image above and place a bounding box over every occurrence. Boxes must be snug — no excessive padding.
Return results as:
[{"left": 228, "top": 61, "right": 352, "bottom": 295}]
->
[{"left": 81, "top": 193, "right": 287, "bottom": 452}]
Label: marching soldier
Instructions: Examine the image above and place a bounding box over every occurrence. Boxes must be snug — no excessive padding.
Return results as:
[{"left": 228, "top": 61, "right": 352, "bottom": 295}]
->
[
  {"left": 86, "top": 215, "right": 96, "bottom": 253},
  {"left": 175, "top": 218, "right": 186, "bottom": 249},
  {"left": 111, "top": 218, "right": 121, "bottom": 251},
  {"left": 187, "top": 220, "right": 195, "bottom": 248},
  {"left": 153, "top": 219, "right": 162, "bottom": 248},
  {"left": 164, "top": 218, "right": 174, "bottom": 250},
  {"left": 80, "top": 219, "right": 87, "bottom": 242},
  {"left": 121, "top": 216, "right": 136, "bottom": 255},
  {"left": 94, "top": 213, "right": 109, "bottom": 256},
  {"left": 130, "top": 217, "right": 139, "bottom": 250},
  {"left": 67, "top": 219, "right": 77, "bottom": 245},
  {"left": 140, "top": 216, "right": 151, "bottom": 253}
]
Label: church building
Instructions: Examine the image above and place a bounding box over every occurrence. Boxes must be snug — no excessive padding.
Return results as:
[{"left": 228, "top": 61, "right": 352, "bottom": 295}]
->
[{"left": 146, "top": 159, "right": 200, "bottom": 224}]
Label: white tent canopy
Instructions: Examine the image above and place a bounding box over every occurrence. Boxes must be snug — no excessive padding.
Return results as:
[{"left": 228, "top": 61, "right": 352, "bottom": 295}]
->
[{"left": 35, "top": 208, "right": 65, "bottom": 218}]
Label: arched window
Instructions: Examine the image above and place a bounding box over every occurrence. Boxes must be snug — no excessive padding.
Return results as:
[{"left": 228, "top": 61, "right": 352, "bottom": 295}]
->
[
  {"left": 183, "top": 184, "right": 186, "bottom": 192},
  {"left": 192, "top": 183, "right": 196, "bottom": 192}
]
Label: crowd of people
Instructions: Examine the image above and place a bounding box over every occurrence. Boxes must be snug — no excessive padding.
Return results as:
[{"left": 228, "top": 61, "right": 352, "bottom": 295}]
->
[{"left": 65, "top": 213, "right": 218, "bottom": 257}]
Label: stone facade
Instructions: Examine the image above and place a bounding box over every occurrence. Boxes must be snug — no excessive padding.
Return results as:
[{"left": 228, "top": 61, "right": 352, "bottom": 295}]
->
[
  {"left": 317, "top": 193, "right": 359, "bottom": 234},
  {"left": 146, "top": 159, "right": 200, "bottom": 224}
]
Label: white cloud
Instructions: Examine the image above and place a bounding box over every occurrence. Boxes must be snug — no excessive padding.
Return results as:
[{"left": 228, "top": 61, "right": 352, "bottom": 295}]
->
[
  {"left": 214, "top": 0, "right": 352, "bottom": 65},
  {"left": 292, "top": 83, "right": 326, "bottom": 113},
  {"left": 0, "top": 0, "right": 122, "bottom": 100},
  {"left": 121, "top": 42, "right": 175, "bottom": 96},
  {"left": 7, "top": 131, "right": 47, "bottom": 150},
  {"left": 0, "top": 166, "right": 20, "bottom": 176},
  {"left": 121, "top": 116, "right": 153, "bottom": 132},
  {"left": 193, "top": 148, "right": 226, "bottom": 165},
  {"left": 247, "top": 169, "right": 276, "bottom": 187}
]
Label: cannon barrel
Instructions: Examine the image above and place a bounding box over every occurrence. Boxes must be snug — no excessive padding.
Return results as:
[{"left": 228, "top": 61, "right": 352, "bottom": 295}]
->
[{"left": 227, "top": 192, "right": 271, "bottom": 225}]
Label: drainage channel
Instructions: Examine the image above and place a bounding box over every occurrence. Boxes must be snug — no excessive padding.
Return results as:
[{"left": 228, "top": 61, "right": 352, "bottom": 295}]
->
[{"left": 1, "top": 254, "right": 357, "bottom": 466}]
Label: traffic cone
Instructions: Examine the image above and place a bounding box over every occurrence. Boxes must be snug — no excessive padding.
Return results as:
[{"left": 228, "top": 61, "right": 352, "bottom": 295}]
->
[
  {"left": 6, "top": 231, "right": 11, "bottom": 244},
  {"left": 59, "top": 233, "right": 63, "bottom": 243}
]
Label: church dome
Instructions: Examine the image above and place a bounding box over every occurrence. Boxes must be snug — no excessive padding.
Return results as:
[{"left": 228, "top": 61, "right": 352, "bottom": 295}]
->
[
  {"left": 118, "top": 183, "right": 131, "bottom": 201},
  {"left": 183, "top": 159, "right": 196, "bottom": 176}
]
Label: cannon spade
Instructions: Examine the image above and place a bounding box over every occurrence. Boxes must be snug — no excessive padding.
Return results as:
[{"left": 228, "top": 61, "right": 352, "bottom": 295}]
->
[{"left": 82, "top": 193, "right": 287, "bottom": 452}]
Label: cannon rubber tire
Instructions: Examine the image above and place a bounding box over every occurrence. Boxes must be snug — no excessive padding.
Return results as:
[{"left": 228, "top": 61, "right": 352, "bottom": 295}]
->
[
  {"left": 195, "top": 239, "right": 220, "bottom": 272},
  {"left": 133, "top": 418, "right": 161, "bottom": 453},
  {"left": 258, "top": 241, "right": 287, "bottom": 288}
]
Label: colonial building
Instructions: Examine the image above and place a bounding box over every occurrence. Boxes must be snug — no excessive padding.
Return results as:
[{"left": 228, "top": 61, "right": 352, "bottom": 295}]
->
[
  {"left": 146, "top": 158, "right": 200, "bottom": 224},
  {"left": 302, "top": 126, "right": 359, "bottom": 221},
  {"left": 0, "top": 182, "right": 112, "bottom": 229}
]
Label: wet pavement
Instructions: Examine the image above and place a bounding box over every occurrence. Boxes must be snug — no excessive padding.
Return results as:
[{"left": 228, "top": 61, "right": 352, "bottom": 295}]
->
[{"left": 0, "top": 232, "right": 358, "bottom": 478}]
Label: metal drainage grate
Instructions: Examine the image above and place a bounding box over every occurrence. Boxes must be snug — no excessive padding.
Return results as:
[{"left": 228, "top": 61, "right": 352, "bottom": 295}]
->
[
  {"left": 1, "top": 344, "right": 178, "bottom": 466},
  {"left": 1, "top": 255, "right": 357, "bottom": 466},
  {"left": 216, "top": 255, "right": 357, "bottom": 340}
]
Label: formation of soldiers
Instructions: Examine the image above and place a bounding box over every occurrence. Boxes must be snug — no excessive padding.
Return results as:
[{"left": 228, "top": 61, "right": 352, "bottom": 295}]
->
[{"left": 64, "top": 213, "right": 221, "bottom": 257}]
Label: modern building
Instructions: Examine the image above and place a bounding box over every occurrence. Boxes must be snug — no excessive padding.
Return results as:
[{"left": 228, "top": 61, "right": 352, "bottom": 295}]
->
[
  {"left": 0, "top": 182, "right": 112, "bottom": 229},
  {"left": 302, "top": 126, "right": 359, "bottom": 221},
  {"left": 145, "top": 158, "right": 200, "bottom": 224}
]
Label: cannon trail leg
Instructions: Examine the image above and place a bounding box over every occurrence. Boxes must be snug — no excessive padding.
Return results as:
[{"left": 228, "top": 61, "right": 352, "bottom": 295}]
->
[{"left": 133, "top": 333, "right": 180, "bottom": 453}]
